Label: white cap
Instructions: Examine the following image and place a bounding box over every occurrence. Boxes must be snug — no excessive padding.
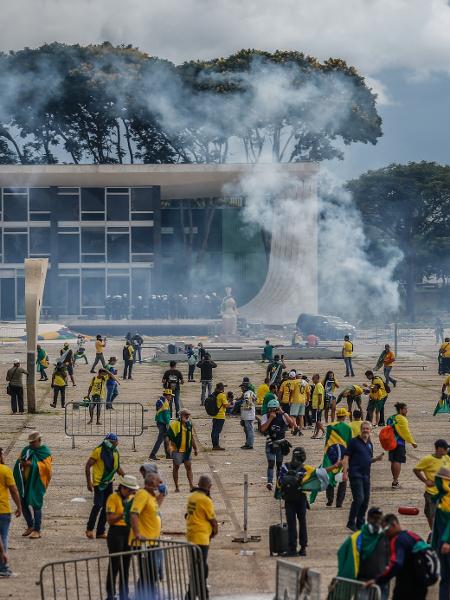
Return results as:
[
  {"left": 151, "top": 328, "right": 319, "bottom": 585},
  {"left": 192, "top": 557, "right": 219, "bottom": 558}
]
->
[
  {"left": 289, "top": 370, "right": 296, "bottom": 378},
  {"left": 13, "top": 359, "right": 20, "bottom": 364}
]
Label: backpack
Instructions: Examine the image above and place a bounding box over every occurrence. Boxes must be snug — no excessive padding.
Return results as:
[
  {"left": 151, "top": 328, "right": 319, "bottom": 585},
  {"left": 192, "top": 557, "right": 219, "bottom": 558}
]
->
[
  {"left": 379, "top": 424, "right": 397, "bottom": 451},
  {"left": 410, "top": 537, "right": 440, "bottom": 587},
  {"left": 205, "top": 392, "right": 219, "bottom": 416},
  {"left": 280, "top": 466, "right": 305, "bottom": 502}
]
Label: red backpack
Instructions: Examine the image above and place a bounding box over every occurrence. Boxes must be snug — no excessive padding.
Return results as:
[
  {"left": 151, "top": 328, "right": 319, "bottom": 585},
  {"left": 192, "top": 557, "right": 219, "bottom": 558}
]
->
[{"left": 379, "top": 422, "right": 397, "bottom": 451}]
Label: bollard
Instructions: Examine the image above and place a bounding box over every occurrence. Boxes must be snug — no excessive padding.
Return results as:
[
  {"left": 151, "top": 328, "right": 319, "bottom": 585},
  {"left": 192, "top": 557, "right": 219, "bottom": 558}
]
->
[{"left": 232, "top": 473, "right": 261, "bottom": 543}]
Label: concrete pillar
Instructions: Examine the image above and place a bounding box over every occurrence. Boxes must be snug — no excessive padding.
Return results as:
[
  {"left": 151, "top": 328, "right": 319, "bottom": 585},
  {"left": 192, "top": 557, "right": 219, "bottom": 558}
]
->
[{"left": 24, "top": 258, "right": 48, "bottom": 413}]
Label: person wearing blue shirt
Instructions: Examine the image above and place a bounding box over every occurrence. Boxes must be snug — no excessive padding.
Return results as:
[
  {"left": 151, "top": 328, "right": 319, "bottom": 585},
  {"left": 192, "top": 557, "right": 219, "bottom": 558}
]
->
[{"left": 105, "top": 357, "right": 120, "bottom": 410}]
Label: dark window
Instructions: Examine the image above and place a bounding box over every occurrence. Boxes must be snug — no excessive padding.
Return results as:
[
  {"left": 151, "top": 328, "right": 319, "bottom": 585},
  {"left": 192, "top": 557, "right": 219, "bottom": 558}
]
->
[
  {"left": 29, "top": 188, "right": 52, "bottom": 211},
  {"left": 81, "top": 269, "right": 105, "bottom": 306},
  {"left": 131, "top": 227, "right": 154, "bottom": 253},
  {"left": 107, "top": 275, "right": 129, "bottom": 296},
  {"left": 107, "top": 188, "right": 129, "bottom": 194},
  {"left": 81, "top": 188, "right": 105, "bottom": 212},
  {"left": 16, "top": 277, "right": 25, "bottom": 315},
  {"left": 107, "top": 195, "right": 129, "bottom": 221},
  {"left": 131, "top": 212, "right": 153, "bottom": 221},
  {"left": 3, "top": 195, "right": 27, "bottom": 221},
  {"left": 4, "top": 234, "right": 27, "bottom": 262},
  {"left": 30, "top": 214, "right": 50, "bottom": 221},
  {"left": 30, "top": 228, "right": 50, "bottom": 253},
  {"left": 81, "top": 212, "right": 105, "bottom": 221},
  {"left": 107, "top": 233, "right": 129, "bottom": 262},
  {"left": 57, "top": 195, "right": 79, "bottom": 220},
  {"left": 81, "top": 228, "right": 105, "bottom": 254},
  {"left": 131, "top": 188, "right": 159, "bottom": 211},
  {"left": 82, "top": 254, "right": 105, "bottom": 263},
  {"left": 58, "top": 233, "right": 80, "bottom": 262},
  {"left": 161, "top": 210, "right": 180, "bottom": 227}
]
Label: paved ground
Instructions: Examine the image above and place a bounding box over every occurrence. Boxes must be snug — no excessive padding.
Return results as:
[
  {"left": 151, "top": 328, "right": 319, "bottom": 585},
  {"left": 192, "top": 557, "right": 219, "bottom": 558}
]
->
[{"left": 0, "top": 331, "right": 445, "bottom": 599}]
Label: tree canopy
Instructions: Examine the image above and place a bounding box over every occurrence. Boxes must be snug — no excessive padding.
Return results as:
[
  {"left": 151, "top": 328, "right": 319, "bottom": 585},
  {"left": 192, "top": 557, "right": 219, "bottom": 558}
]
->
[{"left": 0, "top": 43, "right": 382, "bottom": 165}]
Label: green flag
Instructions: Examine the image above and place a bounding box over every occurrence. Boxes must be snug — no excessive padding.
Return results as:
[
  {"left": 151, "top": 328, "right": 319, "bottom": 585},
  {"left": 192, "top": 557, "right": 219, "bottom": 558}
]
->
[{"left": 434, "top": 396, "right": 450, "bottom": 416}]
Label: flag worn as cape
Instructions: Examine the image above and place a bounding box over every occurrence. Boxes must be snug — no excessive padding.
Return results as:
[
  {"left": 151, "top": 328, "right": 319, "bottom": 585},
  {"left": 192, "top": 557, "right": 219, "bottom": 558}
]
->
[
  {"left": 13, "top": 444, "right": 52, "bottom": 510},
  {"left": 434, "top": 395, "right": 450, "bottom": 416},
  {"left": 431, "top": 475, "right": 450, "bottom": 550},
  {"left": 337, "top": 524, "right": 383, "bottom": 579},
  {"left": 96, "top": 440, "right": 120, "bottom": 491},
  {"left": 374, "top": 350, "right": 388, "bottom": 372},
  {"left": 274, "top": 465, "right": 331, "bottom": 501}
]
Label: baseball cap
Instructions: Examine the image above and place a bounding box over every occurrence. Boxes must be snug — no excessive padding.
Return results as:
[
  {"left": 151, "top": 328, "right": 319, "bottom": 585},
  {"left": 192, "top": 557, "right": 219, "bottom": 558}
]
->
[
  {"left": 289, "top": 370, "right": 296, "bottom": 379},
  {"left": 163, "top": 389, "right": 174, "bottom": 396},
  {"left": 105, "top": 433, "right": 118, "bottom": 442},
  {"left": 13, "top": 359, "right": 20, "bottom": 364}
]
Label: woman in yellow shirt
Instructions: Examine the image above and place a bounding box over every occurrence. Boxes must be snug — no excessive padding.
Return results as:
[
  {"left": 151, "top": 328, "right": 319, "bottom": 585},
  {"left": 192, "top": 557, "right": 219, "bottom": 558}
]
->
[
  {"left": 50, "top": 362, "right": 67, "bottom": 408},
  {"left": 211, "top": 383, "right": 229, "bottom": 451}
]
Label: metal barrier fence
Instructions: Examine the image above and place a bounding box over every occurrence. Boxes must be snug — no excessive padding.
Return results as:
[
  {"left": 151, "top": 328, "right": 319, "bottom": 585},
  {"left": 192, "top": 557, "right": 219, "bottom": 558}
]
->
[
  {"left": 327, "top": 577, "right": 381, "bottom": 600},
  {"left": 65, "top": 401, "right": 146, "bottom": 450},
  {"left": 38, "top": 540, "right": 207, "bottom": 600},
  {"left": 275, "top": 560, "right": 321, "bottom": 600}
]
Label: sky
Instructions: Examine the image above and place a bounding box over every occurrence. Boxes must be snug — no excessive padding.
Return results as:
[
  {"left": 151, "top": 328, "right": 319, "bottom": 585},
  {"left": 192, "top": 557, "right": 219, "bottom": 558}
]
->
[{"left": 2, "top": 0, "right": 450, "bottom": 178}]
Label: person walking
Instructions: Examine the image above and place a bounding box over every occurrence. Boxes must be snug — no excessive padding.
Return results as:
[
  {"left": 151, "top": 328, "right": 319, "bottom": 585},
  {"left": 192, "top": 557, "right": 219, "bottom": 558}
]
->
[
  {"left": 387, "top": 402, "right": 417, "bottom": 488},
  {"left": 197, "top": 353, "right": 217, "bottom": 406},
  {"left": 365, "top": 370, "right": 388, "bottom": 426},
  {"left": 122, "top": 341, "right": 134, "bottom": 380},
  {"left": 13, "top": 431, "right": 52, "bottom": 539},
  {"left": 211, "top": 383, "right": 228, "bottom": 451},
  {"left": 74, "top": 334, "right": 88, "bottom": 365},
  {"left": 149, "top": 390, "right": 172, "bottom": 461},
  {"left": 60, "top": 343, "right": 76, "bottom": 386},
  {"left": 91, "top": 335, "right": 107, "bottom": 372},
  {"left": 6, "top": 359, "right": 28, "bottom": 415},
  {"left": 0, "top": 447, "right": 21, "bottom": 577},
  {"left": 342, "top": 421, "right": 384, "bottom": 531},
  {"left": 382, "top": 344, "right": 397, "bottom": 389},
  {"left": 50, "top": 361, "right": 67, "bottom": 408},
  {"left": 323, "top": 370, "right": 340, "bottom": 423},
  {"left": 431, "top": 466, "right": 450, "bottom": 600},
  {"left": 162, "top": 360, "right": 184, "bottom": 417},
  {"left": 131, "top": 332, "right": 144, "bottom": 364},
  {"left": 168, "top": 409, "right": 198, "bottom": 492},
  {"left": 105, "top": 357, "right": 120, "bottom": 409},
  {"left": 87, "top": 369, "right": 108, "bottom": 425},
  {"left": 266, "top": 354, "right": 286, "bottom": 386},
  {"left": 311, "top": 373, "right": 326, "bottom": 439},
  {"left": 325, "top": 408, "right": 353, "bottom": 508},
  {"left": 261, "top": 340, "right": 274, "bottom": 363},
  {"left": 435, "top": 317, "right": 445, "bottom": 344},
  {"left": 260, "top": 399, "right": 295, "bottom": 491},
  {"left": 342, "top": 335, "right": 355, "bottom": 377},
  {"left": 240, "top": 387, "right": 256, "bottom": 449},
  {"left": 36, "top": 345, "right": 48, "bottom": 381},
  {"left": 85, "top": 433, "right": 124, "bottom": 540},
  {"left": 185, "top": 475, "right": 218, "bottom": 593},
  {"left": 187, "top": 347, "right": 198, "bottom": 382},
  {"left": 413, "top": 439, "right": 450, "bottom": 529},
  {"left": 105, "top": 474, "right": 139, "bottom": 600}
]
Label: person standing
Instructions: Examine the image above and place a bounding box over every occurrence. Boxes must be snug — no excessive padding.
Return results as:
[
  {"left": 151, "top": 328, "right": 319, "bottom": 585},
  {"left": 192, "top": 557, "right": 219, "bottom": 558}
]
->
[
  {"left": 60, "top": 343, "right": 76, "bottom": 386},
  {"left": 197, "top": 354, "right": 217, "bottom": 406},
  {"left": 342, "top": 335, "right": 355, "bottom": 377},
  {"left": 105, "top": 357, "right": 120, "bottom": 410},
  {"left": 91, "top": 335, "right": 107, "bottom": 372},
  {"left": 36, "top": 345, "right": 48, "bottom": 381},
  {"left": 185, "top": 475, "right": 218, "bottom": 591},
  {"left": 278, "top": 370, "right": 297, "bottom": 415},
  {"left": 260, "top": 399, "right": 295, "bottom": 491},
  {"left": 168, "top": 409, "right": 198, "bottom": 492},
  {"left": 323, "top": 370, "right": 340, "bottom": 423},
  {"left": 187, "top": 347, "right": 198, "bottom": 382},
  {"left": 197, "top": 342, "right": 207, "bottom": 361},
  {"left": 435, "top": 317, "right": 445, "bottom": 344},
  {"left": 431, "top": 466, "right": 450, "bottom": 600},
  {"left": 240, "top": 388, "right": 256, "bottom": 450},
  {"left": 349, "top": 410, "right": 363, "bottom": 437},
  {"left": 50, "top": 361, "right": 67, "bottom": 408},
  {"left": 261, "top": 340, "right": 274, "bottom": 363},
  {"left": 87, "top": 369, "right": 108, "bottom": 425},
  {"left": 387, "top": 402, "right": 417, "bottom": 488},
  {"left": 13, "top": 431, "right": 52, "bottom": 539},
  {"left": 6, "top": 359, "right": 28, "bottom": 415},
  {"left": 266, "top": 354, "right": 286, "bottom": 386},
  {"left": 211, "top": 383, "right": 228, "bottom": 451},
  {"left": 439, "top": 337, "right": 450, "bottom": 375},
  {"left": 311, "top": 373, "right": 326, "bottom": 439},
  {"left": 105, "top": 474, "right": 139, "bottom": 600},
  {"left": 74, "top": 334, "right": 88, "bottom": 365},
  {"left": 0, "top": 447, "right": 21, "bottom": 577},
  {"left": 122, "top": 341, "right": 134, "bottom": 380},
  {"left": 342, "top": 421, "right": 384, "bottom": 531},
  {"left": 149, "top": 390, "right": 172, "bottom": 461},
  {"left": 324, "top": 408, "right": 353, "bottom": 508},
  {"left": 162, "top": 360, "right": 184, "bottom": 417},
  {"left": 85, "top": 433, "right": 124, "bottom": 540},
  {"left": 413, "top": 439, "right": 450, "bottom": 529},
  {"left": 132, "top": 332, "right": 144, "bottom": 364}
]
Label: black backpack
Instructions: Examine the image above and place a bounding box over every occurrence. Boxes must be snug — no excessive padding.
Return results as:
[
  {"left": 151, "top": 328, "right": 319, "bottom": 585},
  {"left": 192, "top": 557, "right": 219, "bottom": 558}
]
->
[
  {"left": 280, "top": 466, "right": 305, "bottom": 502},
  {"left": 205, "top": 392, "right": 219, "bottom": 417},
  {"left": 410, "top": 537, "right": 440, "bottom": 587}
]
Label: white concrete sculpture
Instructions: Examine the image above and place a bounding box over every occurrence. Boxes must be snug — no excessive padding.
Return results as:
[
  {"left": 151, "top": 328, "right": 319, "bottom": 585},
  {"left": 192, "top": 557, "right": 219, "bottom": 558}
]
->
[
  {"left": 221, "top": 287, "right": 238, "bottom": 336},
  {"left": 25, "top": 258, "right": 48, "bottom": 413}
]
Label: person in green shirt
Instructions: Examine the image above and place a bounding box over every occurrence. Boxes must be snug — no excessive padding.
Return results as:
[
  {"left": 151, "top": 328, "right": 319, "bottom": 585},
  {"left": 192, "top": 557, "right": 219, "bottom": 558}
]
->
[
  {"left": 261, "top": 340, "right": 274, "bottom": 362},
  {"left": 149, "top": 390, "right": 172, "bottom": 460}
]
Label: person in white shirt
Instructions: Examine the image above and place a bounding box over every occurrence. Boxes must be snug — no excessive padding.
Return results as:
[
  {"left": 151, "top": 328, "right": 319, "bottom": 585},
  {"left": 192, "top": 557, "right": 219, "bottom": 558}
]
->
[{"left": 240, "top": 389, "right": 256, "bottom": 449}]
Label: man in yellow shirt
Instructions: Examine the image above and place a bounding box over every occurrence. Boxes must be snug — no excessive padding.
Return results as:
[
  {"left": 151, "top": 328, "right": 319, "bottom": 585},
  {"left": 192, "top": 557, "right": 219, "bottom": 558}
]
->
[
  {"left": 168, "top": 410, "right": 198, "bottom": 492},
  {"left": 439, "top": 337, "right": 450, "bottom": 375},
  {"left": 186, "top": 475, "right": 218, "bottom": 588},
  {"left": 342, "top": 335, "right": 355, "bottom": 377},
  {"left": 413, "top": 439, "right": 450, "bottom": 529},
  {"left": 87, "top": 369, "right": 108, "bottom": 425},
  {"left": 349, "top": 410, "right": 363, "bottom": 438},
  {"left": 365, "top": 370, "right": 388, "bottom": 426},
  {"left": 0, "top": 447, "right": 21, "bottom": 577},
  {"left": 442, "top": 374, "right": 450, "bottom": 398},
  {"left": 90, "top": 334, "right": 106, "bottom": 372},
  {"left": 211, "top": 383, "right": 229, "bottom": 451},
  {"left": 311, "top": 374, "right": 325, "bottom": 439}
]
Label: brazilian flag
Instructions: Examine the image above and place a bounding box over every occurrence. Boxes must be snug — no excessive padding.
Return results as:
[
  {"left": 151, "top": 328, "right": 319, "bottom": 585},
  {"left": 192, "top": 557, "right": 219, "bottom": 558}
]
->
[
  {"left": 433, "top": 395, "right": 450, "bottom": 416},
  {"left": 13, "top": 445, "right": 52, "bottom": 510}
]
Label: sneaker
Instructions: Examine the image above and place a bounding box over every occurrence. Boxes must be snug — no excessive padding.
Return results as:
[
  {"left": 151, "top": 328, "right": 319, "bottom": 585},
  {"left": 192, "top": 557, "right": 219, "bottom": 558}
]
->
[
  {"left": 0, "top": 570, "right": 12, "bottom": 577},
  {"left": 298, "top": 547, "right": 307, "bottom": 557},
  {"left": 266, "top": 483, "right": 273, "bottom": 491},
  {"left": 326, "top": 501, "right": 333, "bottom": 507},
  {"left": 50, "top": 404, "right": 56, "bottom": 408},
  {"left": 149, "top": 454, "right": 159, "bottom": 461},
  {"left": 96, "top": 533, "right": 107, "bottom": 539},
  {"left": 392, "top": 481, "right": 400, "bottom": 488},
  {"left": 22, "top": 527, "right": 33, "bottom": 537}
]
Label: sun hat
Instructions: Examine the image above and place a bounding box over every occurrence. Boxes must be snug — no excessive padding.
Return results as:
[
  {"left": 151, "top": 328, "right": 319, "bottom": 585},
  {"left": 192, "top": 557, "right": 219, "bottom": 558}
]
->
[
  {"left": 118, "top": 475, "right": 139, "bottom": 490},
  {"left": 163, "top": 389, "right": 174, "bottom": 396},
  {"left": 436, "top": 466, "right": 450, "bottom": 481},
  {"left": 179, "top": 408, "right": 191, "bottom": 416},
  {"left": 28, "top": 431, "right": 41, "bottom": 442},
  {"left": 336, "top": 407, "right": 350, "bottom": 417}
]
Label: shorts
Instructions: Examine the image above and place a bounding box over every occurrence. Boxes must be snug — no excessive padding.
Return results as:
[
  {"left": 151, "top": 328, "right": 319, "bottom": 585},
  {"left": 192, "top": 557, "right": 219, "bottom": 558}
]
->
[
  {"left": 311, "top": 409, "right": 323, "bottom": 423},
  {"left": 172, "top": 452, "right": 191, "bottom": 466},
  {"left": 66, "top": 364, "right": 74, "bottom": 376},
  {"left": 290, "top": 404, "right": 305, "bottom": 416},
  {"left": 388, "top": 444, "right": 406, "bottom": 464},
  {"left": 424, "top": 492, "right": 437, "bottom": 524},
  {"left": 347, "top": 396, "right": 362, "bottom": 411}
]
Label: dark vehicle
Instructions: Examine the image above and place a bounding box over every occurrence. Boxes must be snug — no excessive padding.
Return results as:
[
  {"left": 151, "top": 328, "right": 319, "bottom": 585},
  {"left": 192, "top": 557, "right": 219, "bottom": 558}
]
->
[{"left": 296, "top": 313, "right": 356, "bottom": 341}]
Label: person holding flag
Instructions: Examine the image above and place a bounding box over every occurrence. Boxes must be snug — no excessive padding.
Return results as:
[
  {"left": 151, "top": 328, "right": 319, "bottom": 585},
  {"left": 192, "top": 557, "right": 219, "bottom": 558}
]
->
[
  {"left": 435, "top": 374, "right": 450, "bottom": 416},
  {"left": 431, "top": 466, "right": 450, "bottom": 600},
  {"left": 13, "top": 431, "right": 52, "bottom": 539},
  {"left": 324, "top": 408, "right": 353, "bottom": 508}
]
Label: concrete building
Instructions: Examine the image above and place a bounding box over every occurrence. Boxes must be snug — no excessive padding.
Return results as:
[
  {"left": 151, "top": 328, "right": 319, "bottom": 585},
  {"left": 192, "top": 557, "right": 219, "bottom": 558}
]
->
[{"left": 0, "top": 163, "right": 318, "bottom": 324}]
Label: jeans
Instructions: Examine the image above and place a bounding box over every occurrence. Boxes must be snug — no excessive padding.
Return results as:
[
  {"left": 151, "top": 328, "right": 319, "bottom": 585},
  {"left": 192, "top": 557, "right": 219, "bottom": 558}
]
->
[
  {"left": 89, "top": 394, "right": 102, "bottom": 422},
  {"left": 87, "top": 482, "right": 113, "bottom": 536},
  {"left": 343, "top": 356, "right": 355, "bottom": 376},
  {"left": 133, "top": 346, "right": 142, "bottom": 364},
  {"left": 285, "top": 496, "right": 308, "bottom": 552},
  {"left": 123, "top": 360, "right": 133, "bottom": 379},
  {"left": 150, "top": 422, "right": 170, "bottom": 458},
  {"left": 10, "top": 386, "right": 24, "bottom": 413},
  {"left": 21, "top": 499, "right": 42, "bottom": 532},
  {"left": 52, "top": 385, "right": 66, "bottom": 407},
  {"left": 38, "top": 364, "right": 47, "bottom": 379},
  {"left": 265, "top": 444, "right": 283, "bottom": 484},
  {"left": 211, "top": 419, "right": 225, "bottom": 448},
  {"left": 440, "top": 554, "right": 450, "bottom": 600},
  {"left": 188, "top": 364, "right": 195, "bottom": 381},
  {"left": 243, "top": 420, "right": 254, "bottom": 448},
  {"left": 384, "top": 366, "right": 396, "bottom": 386},
  {"left": 0, "top": 514, "right": 11, "bottom": 572},
  {"left": 106, "top": 385, "right": 118, "bottom": 408},
  {"left": 106, "top": 526, "right": 130, "bottom": 600},
  {"left": 91, "top": 353, "right": 106, "bottom": 371},
  {"left": 326, "top": 481, "right": 347, "bottom": 507},
  {"left": 348, "top": 477, "right": 370, "bottom": 528},
  {"left": 201, "top": 380, "right": 212, "bottom": 405}
]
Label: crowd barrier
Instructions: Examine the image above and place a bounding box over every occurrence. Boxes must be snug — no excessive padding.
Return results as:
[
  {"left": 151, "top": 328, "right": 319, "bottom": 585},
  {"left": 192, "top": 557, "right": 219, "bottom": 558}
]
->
[
  {"left": 64, "top": 401, "right": 146, "bottom": 450},
  {"left": 275, "top": 560, "right": 321, "bottom": 600},
  {"left": 327, "top": 577, "right": 382, "bottom": 600},
  {"left": 38, "top": 540, "right": 207, "bottom": 600}
]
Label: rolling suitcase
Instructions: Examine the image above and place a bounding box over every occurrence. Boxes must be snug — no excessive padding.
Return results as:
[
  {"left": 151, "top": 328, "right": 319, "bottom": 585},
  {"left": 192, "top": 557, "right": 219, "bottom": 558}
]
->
[{"left": 269, "top": 500, "right": 289, "bottom": 556}]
